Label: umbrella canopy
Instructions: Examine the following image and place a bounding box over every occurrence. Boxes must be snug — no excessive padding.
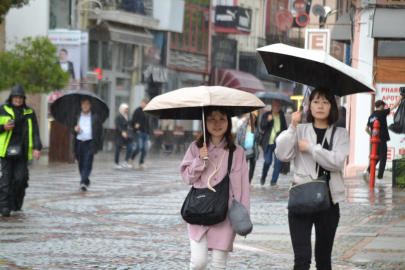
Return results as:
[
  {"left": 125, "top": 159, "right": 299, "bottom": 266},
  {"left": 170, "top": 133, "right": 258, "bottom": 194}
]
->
[
  {"left": 257, "top": 43, "right": 375, "bottom": 97},
  {"left": 254, "top": 92, "right": 294, "bottom": 106},
  {"left": 51, "top": 91, "right": 109, "bottom": 127},
  {"left": 144, "top": 86, "right": 265, "bottom": 120}
]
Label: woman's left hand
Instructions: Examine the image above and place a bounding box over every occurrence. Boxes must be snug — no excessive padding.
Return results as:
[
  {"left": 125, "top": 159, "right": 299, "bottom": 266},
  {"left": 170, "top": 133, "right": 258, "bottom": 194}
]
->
[{"left": 298, "top": 140, "right": 309, "bottom": 152}]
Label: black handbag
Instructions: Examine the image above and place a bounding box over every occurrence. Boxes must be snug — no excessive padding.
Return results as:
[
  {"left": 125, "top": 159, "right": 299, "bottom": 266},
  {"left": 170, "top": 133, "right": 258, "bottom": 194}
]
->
[
  {"left": 288, "top": 125, "right": 337, "bottom": 215},
  {"left": 244, "top": 148, "right": 255, "bottom": 159},
  {"left": 6, "top": 145, "right": 22, "bottom": 157},
  {"left": 181, "top": 151, "right": 233, "bottom": 226}
]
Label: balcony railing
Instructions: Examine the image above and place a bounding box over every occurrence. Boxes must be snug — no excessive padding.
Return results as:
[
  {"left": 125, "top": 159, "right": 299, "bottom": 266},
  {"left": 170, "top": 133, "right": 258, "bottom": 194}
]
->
[{"left": 100, "top": 0, "right": 153, "bottom": 17}]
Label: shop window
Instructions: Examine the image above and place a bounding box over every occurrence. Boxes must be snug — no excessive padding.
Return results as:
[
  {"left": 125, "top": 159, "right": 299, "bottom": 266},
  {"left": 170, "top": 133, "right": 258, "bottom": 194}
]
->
[
  {"left": 102, "top": 42, "right": 113, "bottom": 70},
  {"left": 49, "top": 0, "right": 71, "bottom": 29},
  {"left": 116, "top": 78, "right": 131, "bottom": 94},
  {"left": 377, "top": 40, "right": 405, "bottom": 57}
]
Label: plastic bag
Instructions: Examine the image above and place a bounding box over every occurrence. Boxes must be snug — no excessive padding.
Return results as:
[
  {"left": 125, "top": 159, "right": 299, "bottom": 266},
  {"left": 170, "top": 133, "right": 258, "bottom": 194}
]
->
[{"left": 389, "top": 100, "right": 405, "bottom": 134}]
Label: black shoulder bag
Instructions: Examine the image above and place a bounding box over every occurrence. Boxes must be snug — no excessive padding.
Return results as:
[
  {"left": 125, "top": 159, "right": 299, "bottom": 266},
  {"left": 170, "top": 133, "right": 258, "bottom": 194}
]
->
[
  {"left": 288, "top": 125, "right": 337, "bottom": 215},
  {"left": 181, "top": 151, "right": 233, "bottom": 226}
]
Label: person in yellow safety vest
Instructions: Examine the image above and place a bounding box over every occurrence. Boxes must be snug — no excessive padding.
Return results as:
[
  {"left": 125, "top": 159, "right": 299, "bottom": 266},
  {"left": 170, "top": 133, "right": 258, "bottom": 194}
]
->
[{"left": 0, "top": 84, "right": 42, "bottom": 217}]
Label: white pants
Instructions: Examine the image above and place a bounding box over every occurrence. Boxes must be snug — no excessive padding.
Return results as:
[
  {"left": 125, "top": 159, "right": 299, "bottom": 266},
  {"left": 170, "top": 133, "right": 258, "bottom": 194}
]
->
[{"left": 190, "top": 233, "right": 229, "bottom": 270}]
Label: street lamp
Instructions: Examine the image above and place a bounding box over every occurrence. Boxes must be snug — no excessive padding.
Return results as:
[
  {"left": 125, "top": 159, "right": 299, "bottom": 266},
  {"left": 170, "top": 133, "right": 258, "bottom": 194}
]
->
[{"left": 312, "top": 5, "right": 338, "bottom": 29}]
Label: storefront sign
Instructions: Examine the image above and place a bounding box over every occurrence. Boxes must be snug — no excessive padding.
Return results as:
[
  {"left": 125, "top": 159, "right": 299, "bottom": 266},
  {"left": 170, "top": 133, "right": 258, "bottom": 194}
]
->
[
  {"left": 212, "top": 36, "right": 237, "bottom": 69},
  {"left": 376, "top": 84, "right": 405, "bottom": 163},
  {"left": 215, "top": 6, "right": 252, "bottom": 32},
  {"left": 143, "top": 65, "right": 168, "bottom": 83},
  {"left": 305, "top": 29, "right": 330, "bottom": 54}
]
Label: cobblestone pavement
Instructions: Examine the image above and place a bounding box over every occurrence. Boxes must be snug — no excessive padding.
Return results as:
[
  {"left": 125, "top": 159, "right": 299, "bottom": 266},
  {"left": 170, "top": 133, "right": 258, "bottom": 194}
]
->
[{"left": 0, "top": 151, "right": 404, "bottom": 270}]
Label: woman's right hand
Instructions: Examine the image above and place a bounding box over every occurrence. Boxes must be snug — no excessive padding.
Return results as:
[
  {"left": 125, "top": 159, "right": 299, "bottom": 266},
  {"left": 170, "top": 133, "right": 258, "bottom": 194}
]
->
[
  {"left": 122, "top": 131, "right": 127, "bottom": 139},
  {"left": 199, "top": 143, "right": 208, "bottom": 160},
  {"left": 291, "top": 111, "right": 302, "bottom": 127}
]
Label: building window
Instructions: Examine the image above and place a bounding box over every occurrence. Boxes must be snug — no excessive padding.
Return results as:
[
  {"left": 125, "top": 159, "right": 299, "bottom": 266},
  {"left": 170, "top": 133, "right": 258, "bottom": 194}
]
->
[
  {"left": 89, "top": 40, "right": 99, "bottom": 70},
  {"left": 116, "top": 43, "right": 136, "bottom": 73},
  {"left": 102, "top": 42, "right": 113, "bottom": 70},
  {"left": 170, "top": 4, "right": 209, "bottom": 54},
  {"left": 377, "top": 40, "right": 405, "bottom": 57}
]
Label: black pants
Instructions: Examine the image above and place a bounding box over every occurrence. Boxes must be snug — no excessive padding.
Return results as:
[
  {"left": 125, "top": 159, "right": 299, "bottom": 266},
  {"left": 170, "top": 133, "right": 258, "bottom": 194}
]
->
[
  {"left": 288, "top": 199, "right": 340, "bottom": 270},
  {"left": 246, "top": 157, "right": 256, "bottom": 183},
  {"left": 76, "top": 140, "right": 94, "bottom": 186},
  {"left": 367, "top": 140, "right": 387, "bottom": 179},
  {"left": 0, "top": 156, "right": 29, "bottom": 210}
]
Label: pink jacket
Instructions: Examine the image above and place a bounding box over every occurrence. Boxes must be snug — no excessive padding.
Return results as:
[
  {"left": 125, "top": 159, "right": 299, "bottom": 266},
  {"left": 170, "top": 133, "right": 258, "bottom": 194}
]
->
[{"left": 180, "top": 139, "right": 250, "bottom": 252}]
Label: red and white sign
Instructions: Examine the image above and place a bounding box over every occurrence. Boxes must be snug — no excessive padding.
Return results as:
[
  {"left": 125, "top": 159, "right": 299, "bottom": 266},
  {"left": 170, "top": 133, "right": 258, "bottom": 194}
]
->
[
  {"left": 387, "top": 147, "right": 395, "bottom": 163},
  {"left": 274, "top": 10, "right": 294, "bottom": 31},
  {"left": 305, "top": 29, "right": 330, "bottom": 54},
  {"left": 293, "top": 0, "right": 306, "bottom": 13},
  {"left": 48, "top": 92, "right": 64, "bottom": 103},
  {"left": 296, "top": 12, "right": 309, "bottom": 27},
  {"left": 375, "top": 84, "right": 405, "bottom": 163}
]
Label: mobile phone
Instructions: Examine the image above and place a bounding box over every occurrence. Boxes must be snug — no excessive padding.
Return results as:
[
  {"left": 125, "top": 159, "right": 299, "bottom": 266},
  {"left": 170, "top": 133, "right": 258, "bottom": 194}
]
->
[{"left": 7, "top": 119, "right": 14, "bottom": 125}]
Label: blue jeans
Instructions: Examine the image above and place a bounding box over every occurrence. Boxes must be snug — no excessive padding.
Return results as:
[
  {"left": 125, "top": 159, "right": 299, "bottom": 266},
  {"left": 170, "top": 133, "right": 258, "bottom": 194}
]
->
[
  {"left": 76, "top": 140, "right": 94, "bottom": 186},
  {"left": 261, "top": 144, "right": 281, "bottom": 184},
  {"left": 131, "top": 132, "right": 149, "bottom": 164},
  {"left": 115, "top": 141, "right": 133, "bottom": 164}
]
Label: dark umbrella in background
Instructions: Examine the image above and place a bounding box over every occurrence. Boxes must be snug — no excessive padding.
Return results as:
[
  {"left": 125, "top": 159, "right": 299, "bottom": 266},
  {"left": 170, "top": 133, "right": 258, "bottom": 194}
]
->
[
  {"left": 254, "top": 92, "right": 294, "bottom": 106},
  {"left": 51, "top": 91, "right": 109, "bottom": 127}
]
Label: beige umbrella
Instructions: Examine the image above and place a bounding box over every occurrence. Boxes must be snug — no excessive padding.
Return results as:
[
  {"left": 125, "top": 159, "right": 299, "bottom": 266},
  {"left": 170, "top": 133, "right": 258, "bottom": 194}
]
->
[{"left": 144, "top": 85, "right": 265, "bottom": 152}]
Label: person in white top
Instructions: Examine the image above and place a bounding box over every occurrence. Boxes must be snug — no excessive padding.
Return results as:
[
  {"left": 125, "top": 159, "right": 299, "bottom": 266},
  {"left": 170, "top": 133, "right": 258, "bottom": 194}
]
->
[{"left": 71, "top": 96, "right": 104, "bottom": 191}]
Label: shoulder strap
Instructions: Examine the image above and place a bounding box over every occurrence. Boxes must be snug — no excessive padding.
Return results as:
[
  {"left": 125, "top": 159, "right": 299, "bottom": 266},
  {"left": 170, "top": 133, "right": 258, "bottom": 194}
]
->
[
  {"left": 228, "top": 150, "right": 234, "bottom": 174},
  {"left": 328, "top": 125, "right": 337, "bottom": 151}
]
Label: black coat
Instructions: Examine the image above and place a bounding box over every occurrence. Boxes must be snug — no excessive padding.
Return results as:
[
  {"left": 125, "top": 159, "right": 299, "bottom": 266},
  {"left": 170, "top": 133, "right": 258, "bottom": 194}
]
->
[
  {"left": 260, "top": 110, "right": 287, "bottom": 153},
  {"left": 131, "top": 107, "right": 150, "bottom": 133},
  {"left": 70, "top": 112, "right": 103, "bottom": 154},
  {"left": 114, "top": 114, "right": 131, "bottom": 146}
]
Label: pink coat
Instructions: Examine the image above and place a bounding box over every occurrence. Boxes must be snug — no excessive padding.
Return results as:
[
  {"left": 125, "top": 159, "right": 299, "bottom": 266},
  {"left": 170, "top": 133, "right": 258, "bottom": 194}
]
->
[{"left": 180, "top": 139, "right": 250, "bottom": 252}]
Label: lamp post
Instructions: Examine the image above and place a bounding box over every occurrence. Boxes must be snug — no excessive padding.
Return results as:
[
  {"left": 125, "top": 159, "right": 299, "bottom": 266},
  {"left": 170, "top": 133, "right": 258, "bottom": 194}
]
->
[
  {"left": 319, "top": 7, "right": 337, "bottom": 29},
  {"left": 72, "top": 0, "right": 103, "bottom": 29}
]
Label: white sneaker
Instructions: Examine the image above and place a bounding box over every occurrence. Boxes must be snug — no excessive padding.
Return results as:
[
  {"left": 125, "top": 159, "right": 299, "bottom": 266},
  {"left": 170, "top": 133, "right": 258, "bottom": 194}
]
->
[
  {"left": 122, "top": 162, "right": 132, "bottom": 168},
  {"left": 114, "top": 164, "right": 122, "bottom": 169},
  {"left": 362, "top": 170, "right": 369, "bottom": 183}
]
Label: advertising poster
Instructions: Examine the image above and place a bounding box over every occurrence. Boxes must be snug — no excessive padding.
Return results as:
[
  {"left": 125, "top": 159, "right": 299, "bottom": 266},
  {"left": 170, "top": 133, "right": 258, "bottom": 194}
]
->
[
  {"left": 48, "top": 29, "right": 82, "bottom": 88},
  {"left": 375, "top": 84, "right": 405, "bottom": 164}
]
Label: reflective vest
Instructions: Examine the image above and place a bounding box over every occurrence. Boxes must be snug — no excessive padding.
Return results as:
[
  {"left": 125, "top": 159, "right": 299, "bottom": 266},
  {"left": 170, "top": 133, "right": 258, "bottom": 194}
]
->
[{"left": 0, "top": 105, "right": 34, "bottom": 159}]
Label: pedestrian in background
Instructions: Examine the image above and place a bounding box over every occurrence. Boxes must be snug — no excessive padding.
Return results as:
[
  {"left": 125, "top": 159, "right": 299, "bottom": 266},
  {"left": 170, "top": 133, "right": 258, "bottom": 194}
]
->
[
  {"left": 275, "top": 88, "right": 350, "bottom": 270},
  {"left": 162, "top": 119, "right": 174, "bottom": 153},
  {"left": 363, "top": 96, "right": 403, "bottom": 182},
  {"left": 260, "top": 99, "right": 287, "bottom": 188},
  {"left": 130, "top": 99, "right": 150, "bottom": 169},
  {"left": 236, "top": 113, "right": 261, "bottom": 188},
  {"left": 180, "top": 106, "right": 250, "bottom": 269},
  {"left": 71, "top": 96, "right": 104, "bottom": 191},
  {"left": 114, "top": 103, "right": 133, "bottom": 169},
  {"left": 0, "top": 84, "right": 42, "bottom": 217}
]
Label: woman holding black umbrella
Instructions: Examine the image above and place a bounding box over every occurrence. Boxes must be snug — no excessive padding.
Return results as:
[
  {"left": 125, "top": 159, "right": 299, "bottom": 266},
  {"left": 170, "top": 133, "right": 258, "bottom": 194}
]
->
[
  {"left": 275, "top": 87, "right": 350, "bottom": 270},
  {"left": 114, "top": 104, "right": 133, "bottom": 169}
]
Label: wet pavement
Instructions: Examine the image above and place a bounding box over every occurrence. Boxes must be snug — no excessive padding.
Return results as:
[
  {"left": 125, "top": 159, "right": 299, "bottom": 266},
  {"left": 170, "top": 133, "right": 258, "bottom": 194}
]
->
[{"left": 0, "top": 151, "right": 404, "bottom": 270}]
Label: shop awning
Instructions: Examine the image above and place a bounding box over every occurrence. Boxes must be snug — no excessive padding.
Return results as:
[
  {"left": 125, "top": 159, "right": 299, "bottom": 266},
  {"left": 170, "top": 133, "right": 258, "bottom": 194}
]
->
[
  {"left": 90, "top": 21, "right": 154, "bottom": 46},
  {"left": 209, "top": 68, "right": 265, "bottom": 94},
  {"left": 372, "top": 9, "right": 405, "bottom": 38},
  {"left": 331, "top": 13, "right": 351, "bottom": 42}
]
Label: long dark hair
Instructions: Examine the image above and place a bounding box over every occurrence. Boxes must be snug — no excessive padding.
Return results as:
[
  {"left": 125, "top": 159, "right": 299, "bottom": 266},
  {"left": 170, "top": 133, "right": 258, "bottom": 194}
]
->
[
  {"left": 306, "top": 87, "right": 339, "bottom": 125},
  {"left": 196, "top": 106, "right": 236, "bottom": 152}
]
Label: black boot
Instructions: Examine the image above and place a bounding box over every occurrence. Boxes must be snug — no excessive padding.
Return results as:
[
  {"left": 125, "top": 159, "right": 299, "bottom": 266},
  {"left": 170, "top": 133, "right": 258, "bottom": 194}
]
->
[
  {"left": 1, "top": 207, "right": 11, "bottom": 217},
  {"left": 260, "top": 177, "right": 266, "bottom": 186}
]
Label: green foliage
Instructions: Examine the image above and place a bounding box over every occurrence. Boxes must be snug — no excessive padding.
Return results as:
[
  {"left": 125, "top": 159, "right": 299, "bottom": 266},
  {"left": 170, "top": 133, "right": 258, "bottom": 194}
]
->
[
  {"left": 0, "top": 0, "right": 29, "bottom": 23},
  {"left": 0, "top": 36, "right": 70, "bottom": 94},
  {"left": 395, "top": 154, "right": 405, "bottom": 188}
]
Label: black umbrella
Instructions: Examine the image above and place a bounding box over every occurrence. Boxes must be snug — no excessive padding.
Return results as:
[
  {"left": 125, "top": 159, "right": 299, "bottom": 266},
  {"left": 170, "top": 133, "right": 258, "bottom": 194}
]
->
[
  {"left": 257, "top": 43, "right": 375, "bottom": 97},
  {"left": 254, "top": 92, "right": 294, "bottom": 106},
  {"left": 51, "top": 91, "right": 109, "bottom": 127}
]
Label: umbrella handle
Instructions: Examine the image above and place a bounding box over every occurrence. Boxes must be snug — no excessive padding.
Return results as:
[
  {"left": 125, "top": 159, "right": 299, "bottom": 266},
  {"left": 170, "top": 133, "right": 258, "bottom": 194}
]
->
[{"left": 202, "top": 105, "right": 208, "bottom": 165}]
